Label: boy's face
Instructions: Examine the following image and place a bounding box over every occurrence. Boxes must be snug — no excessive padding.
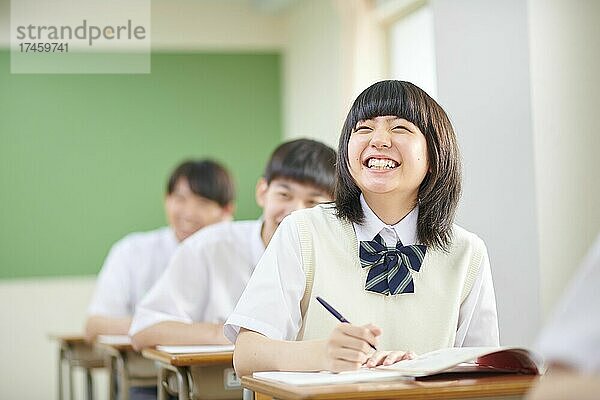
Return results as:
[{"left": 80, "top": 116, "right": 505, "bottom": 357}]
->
[
  {"left": 256, "top": 177, "right": 332, "bottom": 246},
  {"left": 165, "top": 178, "right": 233, "bottom": 242}
]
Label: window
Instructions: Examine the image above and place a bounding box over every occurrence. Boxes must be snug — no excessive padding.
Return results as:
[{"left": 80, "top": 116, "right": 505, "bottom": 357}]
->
[{"left": 389, "top": 3, "right": 437, "bottom": 98}]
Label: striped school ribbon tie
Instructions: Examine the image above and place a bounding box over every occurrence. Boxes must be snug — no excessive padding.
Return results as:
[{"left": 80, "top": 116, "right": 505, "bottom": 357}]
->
[{"left": 359, "top": 234, "right": 427, "bottom": 295}]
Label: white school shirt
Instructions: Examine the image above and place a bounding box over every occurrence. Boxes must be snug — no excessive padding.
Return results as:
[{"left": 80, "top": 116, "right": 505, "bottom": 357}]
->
[
  {"left": 88, "top": 227, "right": 179, "bottom": 317},
  {"left": 224, "top": 196, "right": 499, "bottom": 347},
  {"left": 535, "top": 233, "right": 600, "bottom": 372},
  {"left": 129, "top": 219, "right": 264, "bottom": 336}
]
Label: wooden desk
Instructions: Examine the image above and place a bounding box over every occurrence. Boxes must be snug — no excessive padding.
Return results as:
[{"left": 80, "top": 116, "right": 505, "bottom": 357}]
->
[
  {"left": 242, "top": 373, "right": 538, "bottom": 400},
  {"left": 142, "top": 349, "right": 242, "bottom": 400},
  {"left": 95, "top": 341, "right": 157, "bottom": 400},
  {"left": 51, "top": 334, "right": 106, "bottom": 400}
]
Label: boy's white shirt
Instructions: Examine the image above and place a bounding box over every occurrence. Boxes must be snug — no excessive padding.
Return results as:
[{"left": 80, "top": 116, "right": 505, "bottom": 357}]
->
[
  {"left": 129, "top": 219, "right": 264, "bottom": 336},
  {"left": 535, "top": 233, "right": 600, "bottom": 372},
  {"left": 88, "top": 227, "right": 179, "bottom": 318},
  {"left": 224, "top": 195, "right": 499, "bottom": 347}
]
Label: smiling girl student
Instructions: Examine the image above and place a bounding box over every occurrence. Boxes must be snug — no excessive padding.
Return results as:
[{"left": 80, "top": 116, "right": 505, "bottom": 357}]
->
[{"left": 225, "top": 80, "right": 499, "bottom": 376}]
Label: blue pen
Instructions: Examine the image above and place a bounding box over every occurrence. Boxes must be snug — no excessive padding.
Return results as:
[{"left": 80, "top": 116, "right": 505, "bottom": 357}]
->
[{"left": 316, "top": 296, "right": 377, "bottom": 351}]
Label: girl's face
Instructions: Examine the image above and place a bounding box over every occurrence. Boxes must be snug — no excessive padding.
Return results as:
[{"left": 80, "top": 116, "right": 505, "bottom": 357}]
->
[{"left": 347, "top": 115, "right": 429, "bottom": 202}]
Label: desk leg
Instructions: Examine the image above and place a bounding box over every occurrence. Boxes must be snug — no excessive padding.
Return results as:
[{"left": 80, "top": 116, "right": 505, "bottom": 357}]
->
[
  {"left": 155, "top": 364, "right": 189, "bottom": 400},
  {"left": 176, "top": 367, "right": 190, "bottom": 400},
  {"left": 86, "top": 367, "right": 94, "bottom": 400},
  {"left": 242, "top": 388, "right": 255, "bottom": 400},
  {"left": 116, "top": 354, "right": 130, "bottom": 400},
  {"left": 68, "top": 359, "right": 75, "bottom": 400},
  {"left": 108, "top": 356, "right": 117, "bottom": 400},
  {"left": 58, "top": 347, "right": 64, "bottom": 400},
  {"left": 157, "top": 366, "right": 169, "bottom": 400}
]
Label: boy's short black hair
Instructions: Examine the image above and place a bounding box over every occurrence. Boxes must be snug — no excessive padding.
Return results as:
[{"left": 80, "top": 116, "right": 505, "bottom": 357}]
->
[
  {"left": 264, "top": 139, "right": 336, "bottom": 196},
  {"left": 335, "top": 80, "right": 462, "bottom": 250},
  {"left": 166, "top": 159, "right": 235, "bottom": 207}
]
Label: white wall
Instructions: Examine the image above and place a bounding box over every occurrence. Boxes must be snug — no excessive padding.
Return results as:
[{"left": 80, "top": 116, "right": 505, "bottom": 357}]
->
[
  {"left": 431, "top": 0, "right": 540, "bottom": 346},
  {"left": 281, "top": 0, "right": 394, "bottom": 146},
  {"left": 389, "top": 4, "right": 437, "bottom": 98},
  {"left": 0, "top": 0, "right": 8, "bottom": 46},
  {"left": 151, "top": 0, "right": 285, "bottom": 51},
  {"left": 0, "top": 0, "right": 285, "bottom": 50},
  {"left": 281, "top": 0, "right": 344, "bottom": 147},
  {"left": 528, "top": 0, "right": 600, "bottom": 316},
  {"left": 0, "top": 277, "right": 108, "bottom": 399}
]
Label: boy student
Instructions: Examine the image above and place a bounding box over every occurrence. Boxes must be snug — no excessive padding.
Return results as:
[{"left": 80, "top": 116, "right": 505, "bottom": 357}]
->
[
  {"left": 85, "top": 160, "right": 235, "bottom": 341},
  {"left": 129, "top": 139, "right": 336, "bottom": 349},
  {"left": 226, "top": 80, "right": 499, "bottom": 376}
]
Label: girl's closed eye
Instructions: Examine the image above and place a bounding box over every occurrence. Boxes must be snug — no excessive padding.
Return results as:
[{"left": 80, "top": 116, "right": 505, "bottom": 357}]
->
[
  {"left": 354, "top": 125, "right": 372, "bottom": 133},
  {"left": 392, "top": 125, "right": 410, "bottom": 132}
]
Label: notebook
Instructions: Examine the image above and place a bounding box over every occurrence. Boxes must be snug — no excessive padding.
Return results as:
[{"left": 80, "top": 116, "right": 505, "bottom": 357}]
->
[
  {"left": 253, "top": 369, "right": 412, "bottom": 386},
  {"left": 253, "top": 347, "right": 541, "bottom": 386},
  {"left": 377, "top": 346, "right": 541, "bottom": 376},
  {"left": 155, "top": 344, "right": 234, "bottom": 354},
  {"left": 96, "top": 335, "right": 132, "bottom": 345}
]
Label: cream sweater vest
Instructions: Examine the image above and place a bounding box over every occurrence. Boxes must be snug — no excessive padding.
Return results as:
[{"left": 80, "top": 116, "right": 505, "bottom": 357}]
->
[{"left": 293, "top": 204, "right": 483, "bottom": 354}]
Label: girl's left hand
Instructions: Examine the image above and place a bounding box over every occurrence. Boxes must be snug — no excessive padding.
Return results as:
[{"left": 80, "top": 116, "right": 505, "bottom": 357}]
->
[{"left": 364, "top": 350, "right": 416, "bottom": 368}]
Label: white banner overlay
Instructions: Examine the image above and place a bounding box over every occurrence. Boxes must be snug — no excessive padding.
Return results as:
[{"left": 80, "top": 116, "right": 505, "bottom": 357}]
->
[{"left": 11, "top": 0, "right": 151, "bottom": 74}]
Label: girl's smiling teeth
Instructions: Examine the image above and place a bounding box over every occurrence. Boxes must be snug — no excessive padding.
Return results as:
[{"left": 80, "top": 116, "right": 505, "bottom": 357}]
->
[{"left": 365, "top": 157, "right": 399, "bottom": 170}]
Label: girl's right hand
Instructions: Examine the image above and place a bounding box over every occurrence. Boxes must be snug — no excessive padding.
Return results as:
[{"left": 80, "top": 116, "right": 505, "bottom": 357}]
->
[{"left": 322, "top": 323, "right": 381, "bottom": 372}]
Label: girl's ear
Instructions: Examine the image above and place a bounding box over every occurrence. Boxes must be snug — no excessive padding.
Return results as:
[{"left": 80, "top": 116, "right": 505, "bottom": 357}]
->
[{"left": 255, "top": 178, "right": 268, "bottom": 208}]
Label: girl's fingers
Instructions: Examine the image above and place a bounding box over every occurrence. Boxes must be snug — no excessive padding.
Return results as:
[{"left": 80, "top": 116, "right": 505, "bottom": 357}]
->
[
  {"left": 363, "top": 323, "right": 382, "bottom": 337},
  {"left": 330, "top": 347, "right": 371, "bottom": 364},
  {"left": 334, "top": 323, "right": 380, "bottom": 349},
  {"left": 382, "top": 350, "right": 416, "bottom": 365},
  {"left": 330, "top": 331, "right": 375, "bottom": 355},
  {"left": 365, "top": 351, "right": 391, "bottom": 367},
  {"left": 325, "top": 323, "right": 386, "bottom": 372}
]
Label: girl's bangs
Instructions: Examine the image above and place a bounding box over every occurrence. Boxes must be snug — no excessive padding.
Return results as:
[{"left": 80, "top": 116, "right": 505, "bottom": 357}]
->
[{"left": 348, "top": 82, "right": 428, "bottom": 131}]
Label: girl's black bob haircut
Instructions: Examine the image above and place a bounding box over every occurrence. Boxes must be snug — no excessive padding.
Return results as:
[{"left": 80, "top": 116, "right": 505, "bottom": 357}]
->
[{"left": 335, "top": 80, "right": 462, "bottom": 251}]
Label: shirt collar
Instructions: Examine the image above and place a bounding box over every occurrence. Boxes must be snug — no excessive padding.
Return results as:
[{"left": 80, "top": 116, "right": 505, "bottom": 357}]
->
[
  {"left": 353, "top": 194, "right": 419, "bottom": 245},
  {"left": 252, "top": 217, "right": 267, "bottom": 264}
]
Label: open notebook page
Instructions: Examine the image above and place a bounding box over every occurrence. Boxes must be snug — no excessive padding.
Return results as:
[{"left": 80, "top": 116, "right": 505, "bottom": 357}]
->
[
  {"left": 96, "top": 335, "right": 132, "bottom": 345},
  {"left": 155, "top": 344, "right": 234, "bottom": 354},
  {"left": 378, "top": 346, "right": 540, "bottom": 376},
  {"left": 253, "top": 368, "right": 413, "bottom": 386}
]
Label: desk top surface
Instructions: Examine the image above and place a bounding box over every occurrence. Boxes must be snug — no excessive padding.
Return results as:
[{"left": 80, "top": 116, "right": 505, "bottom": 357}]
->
[
  {"left": 242, "top": 373, "right": 538, "bottom": 400},
  {"left": 49, "top": 334, "right": 131, "bottom": 351},
  {"left": 50, "top": 334, "right": 106, "bottom": 367},
  {"left": 49, "top": 334, "right": 87, "bottom": 344},
  {"left": 142, "top": 348, "right": 233, "bottom": 367}
]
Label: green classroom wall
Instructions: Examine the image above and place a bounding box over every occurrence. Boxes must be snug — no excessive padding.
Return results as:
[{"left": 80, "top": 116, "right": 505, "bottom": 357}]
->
[{"left": 0, "top": 50, "right": 282, "bottom": 279}]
